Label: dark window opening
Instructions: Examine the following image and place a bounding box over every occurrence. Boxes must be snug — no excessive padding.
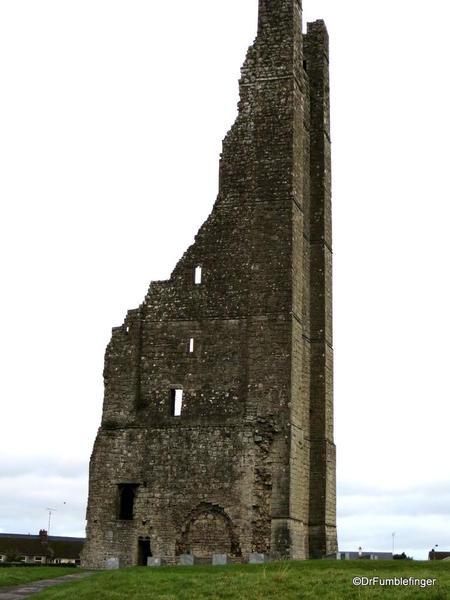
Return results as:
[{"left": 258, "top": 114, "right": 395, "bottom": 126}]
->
[
  {"left": 138, "top": 538, "right": 152, "bottom": 566},
  {"left": 303, "top": 60, "right": 308, "bottom": 71},
  {"left": 171, "top": 389, "right": 183, "bottom": 417},
  {"left": 118, "top": 484, "right": 136, "bottom": 520}
]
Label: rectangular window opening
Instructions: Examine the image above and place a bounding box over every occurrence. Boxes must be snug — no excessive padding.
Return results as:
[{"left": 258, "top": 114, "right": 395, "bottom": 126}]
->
[
  {"left": 194, "top": 265, "right": 202, "bottom": 285},
  {"left": 118, "top": 484, "right": 137, "bottom": 520},
  {"left": 189, "top": 338, "right": 194, "bottom": 353},
  {"left": 171, "top": 388, "right": 183, "bottom": 417}
]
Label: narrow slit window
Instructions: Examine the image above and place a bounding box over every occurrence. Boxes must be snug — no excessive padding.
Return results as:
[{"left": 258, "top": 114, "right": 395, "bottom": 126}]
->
[
  {"left": 194, "top": 266, "right": 202, "bottom": 285},
  {"left": 189, "top": 338, "right": 194, "bottom": 353},
  {"left": 171, "top": 389, "right": 183, "bottom": 417}
]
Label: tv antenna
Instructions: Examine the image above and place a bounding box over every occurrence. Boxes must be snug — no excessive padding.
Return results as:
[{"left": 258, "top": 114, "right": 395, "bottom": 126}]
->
[{"left": 46, "top": 508, "right": 57, "bottom": 534}]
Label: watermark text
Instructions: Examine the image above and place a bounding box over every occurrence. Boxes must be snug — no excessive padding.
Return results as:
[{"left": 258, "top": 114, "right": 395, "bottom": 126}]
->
[{"left": 353, "top": 576, "right": 436, "bottom": 588}]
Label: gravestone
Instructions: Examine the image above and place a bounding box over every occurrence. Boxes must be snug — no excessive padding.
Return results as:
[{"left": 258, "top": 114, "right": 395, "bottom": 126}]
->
[
  {"left": 212, "top": 554, "right": 231, "bottom": 565},
  {"left": 249, "top": 553, "right": 269, "bottom": 564},
  {"left": 106, "top": 557, "right": 123, "bottom": 570},
  {"left": 179, "top": 554, "right": 199, "bottom": 566},
  {"left": 147, "top": 557, "right": 165, "bottom": 567}
]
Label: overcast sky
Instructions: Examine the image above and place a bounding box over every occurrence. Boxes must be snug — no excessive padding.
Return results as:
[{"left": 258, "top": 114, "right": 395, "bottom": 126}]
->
[{"left": 1, "top": 0, "right": 449, "bottom": 561}]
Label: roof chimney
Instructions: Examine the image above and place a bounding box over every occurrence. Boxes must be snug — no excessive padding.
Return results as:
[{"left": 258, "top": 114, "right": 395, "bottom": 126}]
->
[{"left": 39, "top": 529, "right": 48, "bottom": 543}]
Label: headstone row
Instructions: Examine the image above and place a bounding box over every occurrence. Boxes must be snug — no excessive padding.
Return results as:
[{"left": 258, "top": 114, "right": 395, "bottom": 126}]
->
[
  {"left": 147, "top": 553, "right": 269, "bottom": 566},
  {"left": 106, "top": 553, "right": 270, "bottom": 569}
]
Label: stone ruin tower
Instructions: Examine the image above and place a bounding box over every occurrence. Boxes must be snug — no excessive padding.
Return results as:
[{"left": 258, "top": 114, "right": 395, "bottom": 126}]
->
[{"left": 82, "top": 0, "right": 337, "bottom": 567}]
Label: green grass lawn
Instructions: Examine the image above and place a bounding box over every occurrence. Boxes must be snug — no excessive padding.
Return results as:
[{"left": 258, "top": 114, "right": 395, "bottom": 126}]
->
[
  {"left": 0, "top": 566, "right": 83, "bottom": 589},
  {"left": 30, "top": 560, "right": 449, "bottom": 599}
]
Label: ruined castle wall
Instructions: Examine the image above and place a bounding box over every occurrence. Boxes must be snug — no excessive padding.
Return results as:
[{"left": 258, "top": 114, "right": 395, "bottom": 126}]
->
[
  {"left": 82, "top": 0, "right": 337, "bottom": 567},
  {"left": 304, "top": 20, "right": 337, "bottom": 558},
  {"left": 83, "top": 426, "right": 259, "bottom": 567}
]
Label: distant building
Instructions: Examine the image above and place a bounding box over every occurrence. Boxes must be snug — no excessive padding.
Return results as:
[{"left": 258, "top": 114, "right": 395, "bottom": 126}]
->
[
  {"left": 429, "top": 549, "right": 450, "bottom": 561},
  {"left": 326, "top": 551, "right": 393, "bottom": 560},
  {"left": 0, "top": 530, "right": 84, "bottom": 565}
]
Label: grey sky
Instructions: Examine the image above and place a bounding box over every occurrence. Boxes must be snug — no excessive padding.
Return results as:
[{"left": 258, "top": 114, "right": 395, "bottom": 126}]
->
[{"left": 1, "top": 0, "right": 449, "bottom": 561}]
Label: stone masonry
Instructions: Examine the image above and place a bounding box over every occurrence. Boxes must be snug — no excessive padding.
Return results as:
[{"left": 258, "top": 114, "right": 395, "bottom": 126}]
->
[{"left": 81, "top": 0, "right": 337, "bottom": 568}]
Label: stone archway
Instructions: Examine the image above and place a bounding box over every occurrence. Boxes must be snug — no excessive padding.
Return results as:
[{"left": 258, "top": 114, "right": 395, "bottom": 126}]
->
[{"left": 177, "top": 503, "right": 241, "bottom": 558}]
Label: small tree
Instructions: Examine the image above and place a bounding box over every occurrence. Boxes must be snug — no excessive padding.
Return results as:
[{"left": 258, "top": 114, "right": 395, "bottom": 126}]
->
[
  {"left": 5, "top": 548, "right": 22, "bottom": 562},
  {"left": 393, "top": 552, "right": 413, "bottom": 560}
]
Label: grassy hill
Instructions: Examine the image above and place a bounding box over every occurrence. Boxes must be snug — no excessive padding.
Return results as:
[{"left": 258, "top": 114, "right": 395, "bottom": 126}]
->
[{"left": 30, "top": 560, "right": 449, "bottom": 599}]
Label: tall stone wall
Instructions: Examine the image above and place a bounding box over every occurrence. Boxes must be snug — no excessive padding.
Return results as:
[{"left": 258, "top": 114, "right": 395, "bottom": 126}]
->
[{"left": 82, "top": 0, "right": 337, "bottom": 568}]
